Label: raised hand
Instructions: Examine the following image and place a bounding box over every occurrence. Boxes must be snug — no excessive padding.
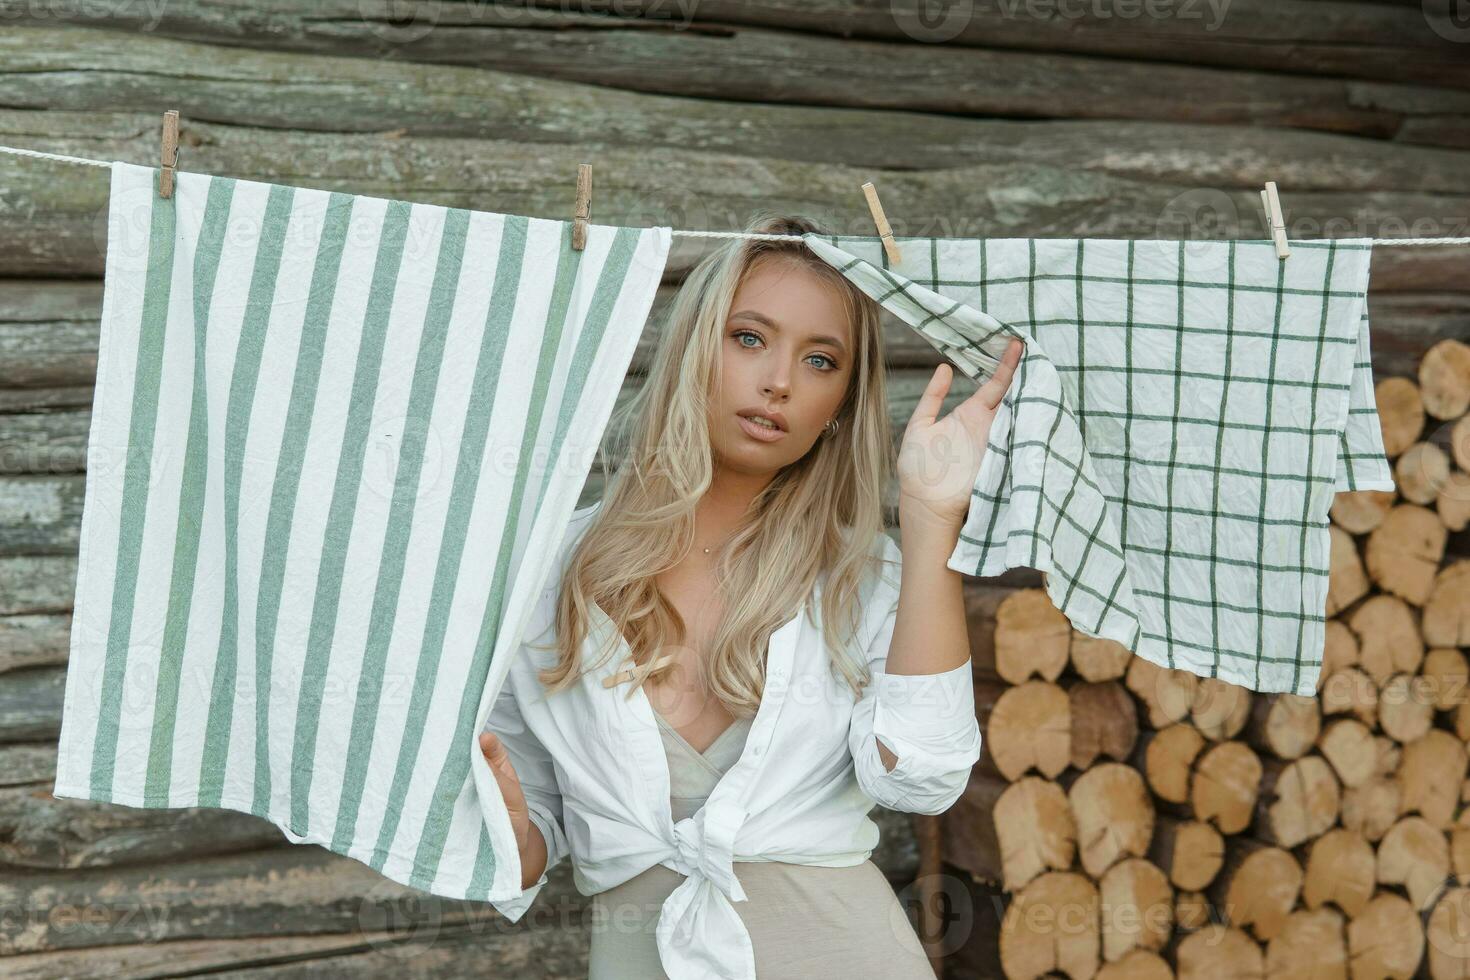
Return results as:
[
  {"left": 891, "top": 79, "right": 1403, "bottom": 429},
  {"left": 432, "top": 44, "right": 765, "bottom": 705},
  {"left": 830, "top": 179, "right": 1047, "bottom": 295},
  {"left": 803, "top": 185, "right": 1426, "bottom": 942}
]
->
[{"left": 897, "top": 336, "right": 1024, "bottom": 529}]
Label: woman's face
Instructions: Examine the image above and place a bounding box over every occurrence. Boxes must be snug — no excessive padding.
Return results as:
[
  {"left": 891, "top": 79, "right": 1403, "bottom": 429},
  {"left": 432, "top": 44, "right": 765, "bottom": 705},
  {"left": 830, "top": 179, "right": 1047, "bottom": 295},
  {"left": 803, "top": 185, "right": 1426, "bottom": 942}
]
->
[{"left": 708, "top": 257, "right": 855, "bottom": 478}]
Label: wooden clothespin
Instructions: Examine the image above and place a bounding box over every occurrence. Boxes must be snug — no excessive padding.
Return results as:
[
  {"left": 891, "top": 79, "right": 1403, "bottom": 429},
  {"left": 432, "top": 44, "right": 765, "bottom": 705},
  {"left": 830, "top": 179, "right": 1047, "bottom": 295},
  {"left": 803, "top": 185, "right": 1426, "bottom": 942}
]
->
[
  {"left": 571, "top": 163, "right": 592, "bottom": 251},
  {"left": 1260, "top": 180, "right": 1289, "bottom": 259},
  {"left": 861, "top": 181, "right": 902, "bottom": 266},
  {"left": 159, "top": 110, "right": 180, "bottom": 199},
  {"left": 602, "top": 651, "right": 679, "bottom": 688}
]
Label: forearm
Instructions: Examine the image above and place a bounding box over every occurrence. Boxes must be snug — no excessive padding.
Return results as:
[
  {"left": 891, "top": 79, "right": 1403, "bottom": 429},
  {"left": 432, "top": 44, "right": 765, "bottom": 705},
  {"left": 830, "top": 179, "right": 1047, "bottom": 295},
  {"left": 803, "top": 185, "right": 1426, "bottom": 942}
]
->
[
  {"left": 890, "top": 498, "right": 969, "bottom": 676},
  {"left": 873, "top": 498, "right": 971, "bottom": 771}
]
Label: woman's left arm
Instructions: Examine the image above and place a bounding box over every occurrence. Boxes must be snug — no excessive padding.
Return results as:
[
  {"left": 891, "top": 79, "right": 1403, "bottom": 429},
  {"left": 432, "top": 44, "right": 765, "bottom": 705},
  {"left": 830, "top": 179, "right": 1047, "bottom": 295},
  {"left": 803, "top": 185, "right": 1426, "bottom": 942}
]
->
[
  {"left": 878, "top": 338, "right": 1026, "bottom": 773},
  {"left": 872, "top": 505, "right": 972, "bottom": 774}
]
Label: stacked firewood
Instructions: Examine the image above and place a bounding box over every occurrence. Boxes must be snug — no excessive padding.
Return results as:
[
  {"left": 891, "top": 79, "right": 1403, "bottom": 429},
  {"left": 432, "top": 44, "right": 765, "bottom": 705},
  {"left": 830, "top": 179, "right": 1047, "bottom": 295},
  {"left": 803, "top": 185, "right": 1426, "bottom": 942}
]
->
[{"left": 939, "top": 339, "right": 1470, "bottom": 980}]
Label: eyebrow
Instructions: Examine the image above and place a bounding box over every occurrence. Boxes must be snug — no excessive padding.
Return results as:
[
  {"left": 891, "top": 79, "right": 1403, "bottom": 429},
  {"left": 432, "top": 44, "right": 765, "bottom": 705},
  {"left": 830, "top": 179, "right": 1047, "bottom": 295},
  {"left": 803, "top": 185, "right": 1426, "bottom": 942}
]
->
[{"left": 729, "top": 310, "right": 849, "bottom": 356}]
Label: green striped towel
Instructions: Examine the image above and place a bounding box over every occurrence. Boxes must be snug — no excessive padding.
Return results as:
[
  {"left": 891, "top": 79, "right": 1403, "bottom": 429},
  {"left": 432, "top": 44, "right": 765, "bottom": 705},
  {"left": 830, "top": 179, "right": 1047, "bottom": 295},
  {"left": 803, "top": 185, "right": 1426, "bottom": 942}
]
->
[
  {"left": 804, "top": 234, "right": 1393, "bottom": 696},
  {"left": 53, "top": 162, "right": 671, "bottom": 901}
]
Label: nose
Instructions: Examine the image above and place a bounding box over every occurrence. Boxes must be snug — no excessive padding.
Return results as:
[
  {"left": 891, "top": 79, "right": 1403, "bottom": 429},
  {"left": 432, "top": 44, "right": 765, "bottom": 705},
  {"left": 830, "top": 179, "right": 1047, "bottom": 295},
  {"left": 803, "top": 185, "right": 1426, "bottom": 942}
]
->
[{"left": 761, "top": 370, "right": 791, "bottom": 402}]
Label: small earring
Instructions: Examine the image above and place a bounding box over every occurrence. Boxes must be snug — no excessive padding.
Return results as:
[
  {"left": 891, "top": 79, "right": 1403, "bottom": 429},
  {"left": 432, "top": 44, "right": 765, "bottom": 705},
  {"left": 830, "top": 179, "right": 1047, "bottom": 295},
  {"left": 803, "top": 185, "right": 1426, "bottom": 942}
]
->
[{"left": 823, "top": 418, "right": 839, "bottom": 437}]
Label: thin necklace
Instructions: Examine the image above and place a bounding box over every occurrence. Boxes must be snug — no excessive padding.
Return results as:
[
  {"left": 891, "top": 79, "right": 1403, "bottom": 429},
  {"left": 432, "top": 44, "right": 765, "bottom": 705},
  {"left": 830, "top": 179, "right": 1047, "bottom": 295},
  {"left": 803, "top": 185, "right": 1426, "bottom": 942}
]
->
[{"left": 699, "top": 530, "right": 734, "bottom": 555}]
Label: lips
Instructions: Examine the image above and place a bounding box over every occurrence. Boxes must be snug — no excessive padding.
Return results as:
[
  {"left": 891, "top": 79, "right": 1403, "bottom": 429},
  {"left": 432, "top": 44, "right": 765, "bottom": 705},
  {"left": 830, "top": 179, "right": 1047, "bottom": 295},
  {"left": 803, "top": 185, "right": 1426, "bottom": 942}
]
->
[
  {"left": 737, "top": 409, "right": 787, "bottom": 432},
  {"left": 737, "top": 413, "right": 787, "bottom": 442}
]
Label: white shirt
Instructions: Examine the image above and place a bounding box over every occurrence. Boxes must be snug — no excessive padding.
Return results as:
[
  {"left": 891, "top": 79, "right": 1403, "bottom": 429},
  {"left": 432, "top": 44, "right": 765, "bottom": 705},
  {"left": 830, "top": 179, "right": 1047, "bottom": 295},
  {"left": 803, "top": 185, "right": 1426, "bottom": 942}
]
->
[{"left": 484, "top": 504, "right": 982, "bottom": 979}]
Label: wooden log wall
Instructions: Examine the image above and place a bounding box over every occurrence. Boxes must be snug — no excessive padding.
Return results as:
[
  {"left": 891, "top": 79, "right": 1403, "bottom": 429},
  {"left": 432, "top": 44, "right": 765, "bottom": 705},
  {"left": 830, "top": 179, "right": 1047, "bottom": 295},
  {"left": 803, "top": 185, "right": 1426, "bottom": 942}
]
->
[{"left": 0, "top": 2, "right": 1466, "bottom": 977}]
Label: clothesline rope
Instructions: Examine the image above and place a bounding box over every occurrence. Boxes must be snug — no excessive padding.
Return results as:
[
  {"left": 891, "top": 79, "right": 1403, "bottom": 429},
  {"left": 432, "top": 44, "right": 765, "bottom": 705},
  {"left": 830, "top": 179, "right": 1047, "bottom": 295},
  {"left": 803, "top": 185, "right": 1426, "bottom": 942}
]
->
[
  {"left": 0, "top": 144, "right": 111, "bottom": 168},
  {"left": 3, "top": 142, "right": 1467, "bottom": 247}
]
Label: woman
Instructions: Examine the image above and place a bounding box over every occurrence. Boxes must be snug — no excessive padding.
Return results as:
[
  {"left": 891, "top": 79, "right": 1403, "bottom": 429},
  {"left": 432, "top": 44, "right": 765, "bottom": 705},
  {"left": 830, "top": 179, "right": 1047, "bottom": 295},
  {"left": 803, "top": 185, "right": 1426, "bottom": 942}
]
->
[{"left": 478, "top": 211, "right": 1023, "bottom": 979}]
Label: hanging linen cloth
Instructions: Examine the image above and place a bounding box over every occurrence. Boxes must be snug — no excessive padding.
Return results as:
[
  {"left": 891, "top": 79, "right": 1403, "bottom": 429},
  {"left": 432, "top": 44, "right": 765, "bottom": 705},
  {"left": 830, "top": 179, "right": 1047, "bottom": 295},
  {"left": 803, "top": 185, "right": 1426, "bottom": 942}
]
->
[
  {"left": 53, "top": 161, "right": 672, "bottom": 902},
  {"left": 803, "top": 234, "right": 1394, "bottom": 696}
]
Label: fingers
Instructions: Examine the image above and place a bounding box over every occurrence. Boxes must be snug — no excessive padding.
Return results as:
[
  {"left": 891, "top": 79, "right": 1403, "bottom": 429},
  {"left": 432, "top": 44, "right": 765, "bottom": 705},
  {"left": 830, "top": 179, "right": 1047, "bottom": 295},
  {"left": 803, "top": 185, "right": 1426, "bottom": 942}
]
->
[
  {"left": 480, "top": 733, "right": 526, "bottom": 813},
  {"left": 480, "top": 731, "right": 504, "bottom": 764},
  {"left": 976, "top": 337, "right": 1024, "bottom": 410},
  {"left": 909, "top": 362, "right": 953, "bottom": 430},
  {"left": 481, "top": 731, "right": 519, "bottom": 782}
]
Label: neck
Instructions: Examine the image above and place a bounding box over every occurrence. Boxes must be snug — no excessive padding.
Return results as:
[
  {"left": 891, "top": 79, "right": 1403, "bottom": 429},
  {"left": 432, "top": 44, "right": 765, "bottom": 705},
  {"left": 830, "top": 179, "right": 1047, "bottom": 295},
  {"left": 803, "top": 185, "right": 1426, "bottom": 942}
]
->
[{"left": 698, "top": 464, "right": 774, "bottom": 540}]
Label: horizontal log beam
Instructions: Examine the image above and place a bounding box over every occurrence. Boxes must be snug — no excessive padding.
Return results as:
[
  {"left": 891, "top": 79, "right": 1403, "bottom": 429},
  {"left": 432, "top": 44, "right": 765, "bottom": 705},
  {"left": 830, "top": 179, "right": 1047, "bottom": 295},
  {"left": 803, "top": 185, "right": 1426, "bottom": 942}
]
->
[
  {"left": 1, "top": 112, "right": 1466, "bottom": 286},
  {"left": 0, "top": 772, "right": 285, "bottom": 872},
  {"left": 0, "top": 22, "right": 1452, "bottom": 147},
  {"left": 0, "top": 843, "right": 491, "bottom": 954},
  {"left": 0, "top": 614, "right": 70, "bottom": 676},
  {"left": 0, "top": 0, "right": 1464, "bottom": 118},
  {"left": 0, "top": 921, "right": 588, "bottom": 979},
  {"left": 2, "top": 93, "right": 1468, "bottom": 197},
  {"left": 0, "top": 662, "right": 64, "bottom": 742}
]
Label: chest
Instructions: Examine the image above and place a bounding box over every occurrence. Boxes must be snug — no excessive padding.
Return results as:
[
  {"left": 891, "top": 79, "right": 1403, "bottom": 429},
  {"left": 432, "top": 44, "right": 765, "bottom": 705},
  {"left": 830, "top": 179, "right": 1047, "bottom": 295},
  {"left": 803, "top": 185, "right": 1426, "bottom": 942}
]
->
[
  {"left": 640, "top": 561, "right": 738, "bottom": 754},
  {"left": 540, "top": 606, "right": 860, "bottom": 822}
]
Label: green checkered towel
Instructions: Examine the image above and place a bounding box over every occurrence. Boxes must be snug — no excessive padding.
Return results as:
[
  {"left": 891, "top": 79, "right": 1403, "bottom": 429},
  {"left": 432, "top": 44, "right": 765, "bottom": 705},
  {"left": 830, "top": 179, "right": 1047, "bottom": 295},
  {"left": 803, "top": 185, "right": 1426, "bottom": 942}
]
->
[{"left": 804, "top": 235, "right": 1393, "bottom": 696}]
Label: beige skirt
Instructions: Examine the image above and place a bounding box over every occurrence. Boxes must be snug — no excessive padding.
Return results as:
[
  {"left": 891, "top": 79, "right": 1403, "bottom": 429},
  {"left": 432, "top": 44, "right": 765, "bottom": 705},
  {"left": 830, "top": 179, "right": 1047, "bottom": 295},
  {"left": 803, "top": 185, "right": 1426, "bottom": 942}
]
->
[{"left": 586, "top": 859, "right": 932, "bottom": 979}]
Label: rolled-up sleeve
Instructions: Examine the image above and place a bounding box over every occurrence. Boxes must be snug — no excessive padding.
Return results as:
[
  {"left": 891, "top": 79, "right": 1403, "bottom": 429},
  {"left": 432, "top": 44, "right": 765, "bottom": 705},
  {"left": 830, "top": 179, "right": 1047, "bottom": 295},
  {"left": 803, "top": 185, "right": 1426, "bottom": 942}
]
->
[
  {"left": 483, "top": 680, "right": 571, "bottom": 923},
  {"left": 848, "top": 592, "right": 982, "bottom": 816}
]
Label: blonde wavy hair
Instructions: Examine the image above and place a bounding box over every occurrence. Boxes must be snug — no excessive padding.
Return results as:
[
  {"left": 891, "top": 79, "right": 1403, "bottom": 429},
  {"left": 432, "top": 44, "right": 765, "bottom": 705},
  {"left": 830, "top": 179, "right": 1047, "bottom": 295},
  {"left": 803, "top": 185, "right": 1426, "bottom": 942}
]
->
[{"left": 533, "top": 211, "right": 895, "bottom": 714}]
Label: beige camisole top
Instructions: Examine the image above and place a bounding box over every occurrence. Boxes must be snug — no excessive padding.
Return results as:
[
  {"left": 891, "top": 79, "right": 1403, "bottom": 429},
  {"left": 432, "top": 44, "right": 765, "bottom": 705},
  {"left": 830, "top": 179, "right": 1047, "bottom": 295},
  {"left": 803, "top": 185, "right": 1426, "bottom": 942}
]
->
[{"left": 654, "top": 710, "right": 753, "bottom": 822}]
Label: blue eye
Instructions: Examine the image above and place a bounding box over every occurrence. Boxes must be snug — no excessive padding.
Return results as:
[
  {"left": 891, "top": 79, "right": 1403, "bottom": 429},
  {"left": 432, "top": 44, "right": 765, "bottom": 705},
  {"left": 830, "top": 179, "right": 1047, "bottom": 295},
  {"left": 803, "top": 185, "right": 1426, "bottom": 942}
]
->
[{"left": 731, "top": 329, "right": 838, "bottom": 371}]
